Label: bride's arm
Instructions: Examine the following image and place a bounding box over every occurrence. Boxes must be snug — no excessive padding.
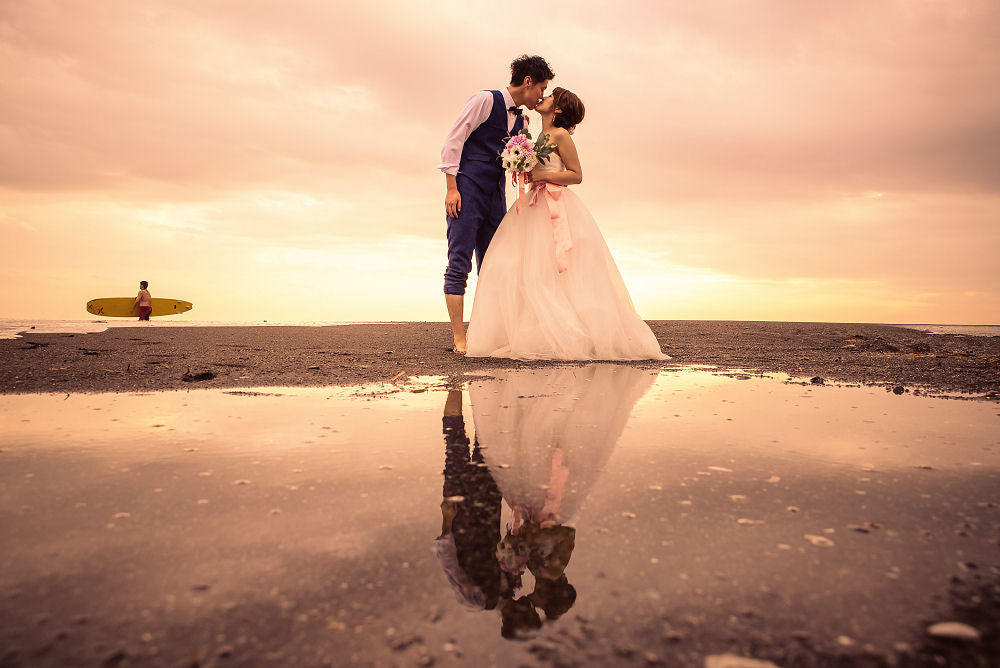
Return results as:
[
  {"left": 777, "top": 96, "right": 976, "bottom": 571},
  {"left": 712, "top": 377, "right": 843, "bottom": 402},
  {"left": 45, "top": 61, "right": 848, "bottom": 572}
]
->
[{"left": 530, "top": 129, "right": 583, "bottom": 186}]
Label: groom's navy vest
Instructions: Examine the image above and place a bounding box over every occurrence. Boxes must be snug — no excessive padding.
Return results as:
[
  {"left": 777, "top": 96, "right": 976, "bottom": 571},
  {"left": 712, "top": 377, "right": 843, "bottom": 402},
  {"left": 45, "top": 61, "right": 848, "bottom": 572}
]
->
[{"left": 458, "top": 90, "right": 525, "bottom": 192}]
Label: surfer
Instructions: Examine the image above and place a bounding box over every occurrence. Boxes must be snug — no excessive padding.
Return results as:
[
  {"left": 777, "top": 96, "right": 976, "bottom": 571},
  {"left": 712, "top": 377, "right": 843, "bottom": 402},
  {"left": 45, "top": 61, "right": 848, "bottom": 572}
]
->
[{"left": 133, "top": 281, "right": 152, "bottom": 321}]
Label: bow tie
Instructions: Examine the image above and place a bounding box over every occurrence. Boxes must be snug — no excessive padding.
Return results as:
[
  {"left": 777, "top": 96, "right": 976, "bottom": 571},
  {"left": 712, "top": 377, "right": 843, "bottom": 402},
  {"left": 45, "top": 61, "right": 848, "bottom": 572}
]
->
[{"left": 507, "top": 106, "right": 523, "bottom": 116}]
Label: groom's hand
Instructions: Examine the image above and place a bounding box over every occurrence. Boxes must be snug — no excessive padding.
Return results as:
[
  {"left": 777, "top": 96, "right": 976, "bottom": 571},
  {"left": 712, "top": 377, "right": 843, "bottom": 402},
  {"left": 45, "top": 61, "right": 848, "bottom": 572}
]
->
[{"left": 445, "top": 187, "right": 461, "bottom": 218}]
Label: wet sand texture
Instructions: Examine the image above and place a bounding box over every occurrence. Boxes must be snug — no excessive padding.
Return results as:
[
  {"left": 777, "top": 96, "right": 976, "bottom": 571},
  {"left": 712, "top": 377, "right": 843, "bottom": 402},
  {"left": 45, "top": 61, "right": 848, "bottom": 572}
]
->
[
  {"left": 1, "top": 369, "right": 998, "bottom": 666},
  {"left": 1, "top": 321, "right": 998, "bottom": 395}
]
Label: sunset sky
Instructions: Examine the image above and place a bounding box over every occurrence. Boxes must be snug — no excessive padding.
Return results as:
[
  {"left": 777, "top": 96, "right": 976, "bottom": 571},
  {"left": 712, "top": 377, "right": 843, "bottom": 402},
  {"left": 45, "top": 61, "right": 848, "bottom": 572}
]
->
[{"left": 1, "top": 0, "right": 998, "bottom": 324}]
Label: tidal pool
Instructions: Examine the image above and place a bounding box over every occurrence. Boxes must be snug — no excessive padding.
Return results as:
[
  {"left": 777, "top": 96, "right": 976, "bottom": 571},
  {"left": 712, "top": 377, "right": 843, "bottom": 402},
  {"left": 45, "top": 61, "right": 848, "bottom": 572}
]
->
[{"left": 1, "top": 366, "right": 997, "bottom": 667}]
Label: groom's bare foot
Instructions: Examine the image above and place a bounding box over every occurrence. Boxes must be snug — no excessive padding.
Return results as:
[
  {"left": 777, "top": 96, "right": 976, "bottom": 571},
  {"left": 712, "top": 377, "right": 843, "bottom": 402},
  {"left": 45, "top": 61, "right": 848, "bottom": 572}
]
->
[{"left": 445, "top": 294, "right": 467, "bottom": 355}]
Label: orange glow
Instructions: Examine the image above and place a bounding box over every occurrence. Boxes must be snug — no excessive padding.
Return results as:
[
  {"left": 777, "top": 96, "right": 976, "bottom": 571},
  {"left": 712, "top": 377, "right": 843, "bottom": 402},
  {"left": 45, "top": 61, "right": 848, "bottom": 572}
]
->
[{"left": 1, "top": 1, "right": 997, "bottom": 324}]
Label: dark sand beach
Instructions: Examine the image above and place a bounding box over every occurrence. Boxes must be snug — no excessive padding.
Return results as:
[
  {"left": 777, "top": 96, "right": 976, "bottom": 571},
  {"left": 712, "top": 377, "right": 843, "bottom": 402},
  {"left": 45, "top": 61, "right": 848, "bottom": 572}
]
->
[
  {"left": 1, "top": 321, "right": 999, "bottom": 396},
  {"left": 2, "top": 322, "right": 998, "bottom": 667}
]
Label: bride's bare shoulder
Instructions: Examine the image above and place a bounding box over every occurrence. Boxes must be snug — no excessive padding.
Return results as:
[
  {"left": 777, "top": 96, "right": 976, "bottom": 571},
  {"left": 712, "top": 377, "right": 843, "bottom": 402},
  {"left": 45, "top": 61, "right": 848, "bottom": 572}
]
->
[{"left": 546, "top": 127, "right": 574, "bottom": 148}]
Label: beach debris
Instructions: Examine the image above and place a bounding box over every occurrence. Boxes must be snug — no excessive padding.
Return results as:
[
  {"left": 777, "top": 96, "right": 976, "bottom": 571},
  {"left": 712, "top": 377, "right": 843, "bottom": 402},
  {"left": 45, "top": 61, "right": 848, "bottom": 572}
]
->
[
  {"left": 112, "top": 512, "right": 131, "bottom": 519},
  {"left": 804, "top": 534, "right": 834, "bottom": 547},
  {"left": 786, "top": 505, "right": 800, "bottom": 512},
  {"left": 377, "top": 465, "right": 393, "bottom": 470},
  {"left": 836, "top": 635, "right": 855, "bottom": 647},
  {"left": 621, "top": 511, "right": 637, "bottom": 519},
  {"left": 307, "top": 365, "right": 320, "bottom": 370},
  {"left": 737, "top": 518, "right": 764, "bottom": 525},
  {"left": 926, "top": 621, "right": 981, "bottom": 641},
  {"left": 443, "top": 495, "right": 465, "bottom": 503},
  {"left": 810, "top": 376, "right": 824, "bottom": 384},
  {"left": 182, "top": 369, "right": 216, "bottom": 382},
  {"left": 729, "top": 494, "right": 747, "bottom": 502},
  {"left": 766, "top": 476, "right": 781, "bottom": 483},
  {"left": 232, "top": 479, "right": 251, "bottom": 486},
  {"left": 708, "top": 466, "right": 733, "bottom": 472},
  {"left": 102, "top": 649, "right": 128, "bottom": 666},
  {"left": 704, "top": 654, "right": 779, "bottom": 668},
  {"left": 390, "top": 371, "right": 406, "bottom": 382},
  {"left": 848, "top": 521, "right": 882, "bottom": 533},
  {"left": 892, "top": 385, "right": 905, "bottom": 394}
]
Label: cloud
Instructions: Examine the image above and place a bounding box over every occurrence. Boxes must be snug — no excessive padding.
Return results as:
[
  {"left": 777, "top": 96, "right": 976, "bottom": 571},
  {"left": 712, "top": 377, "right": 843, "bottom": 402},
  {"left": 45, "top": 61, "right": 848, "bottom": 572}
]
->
[{"left": 1, "top": 0, "right": 998, "bottom": 322}]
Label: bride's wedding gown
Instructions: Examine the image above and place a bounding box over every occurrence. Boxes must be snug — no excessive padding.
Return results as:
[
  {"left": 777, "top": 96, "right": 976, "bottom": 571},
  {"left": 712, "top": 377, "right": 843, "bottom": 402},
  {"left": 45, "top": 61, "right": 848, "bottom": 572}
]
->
[{"left": 466, "top": 152, "right": 668, "bottom": 360}]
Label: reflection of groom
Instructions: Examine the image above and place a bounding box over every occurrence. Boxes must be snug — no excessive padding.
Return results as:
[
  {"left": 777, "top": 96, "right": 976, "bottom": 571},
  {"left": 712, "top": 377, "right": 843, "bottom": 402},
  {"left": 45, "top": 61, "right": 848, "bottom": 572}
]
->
[{"left": 438, "top": 55, "right": 554, "bottom": 354}]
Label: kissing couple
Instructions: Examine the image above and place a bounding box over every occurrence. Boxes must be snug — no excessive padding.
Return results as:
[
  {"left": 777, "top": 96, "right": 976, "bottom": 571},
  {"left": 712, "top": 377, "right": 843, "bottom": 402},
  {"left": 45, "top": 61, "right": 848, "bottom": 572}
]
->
[{"left": 439, "top": 54, "right": 668, "bottom": 361}]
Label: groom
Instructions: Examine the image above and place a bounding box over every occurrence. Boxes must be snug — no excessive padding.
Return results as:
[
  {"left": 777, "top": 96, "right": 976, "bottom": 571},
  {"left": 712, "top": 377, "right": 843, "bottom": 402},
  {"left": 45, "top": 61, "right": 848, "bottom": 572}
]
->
[{"left": 439, "top": 55, "right": 554, "bottom": 353}]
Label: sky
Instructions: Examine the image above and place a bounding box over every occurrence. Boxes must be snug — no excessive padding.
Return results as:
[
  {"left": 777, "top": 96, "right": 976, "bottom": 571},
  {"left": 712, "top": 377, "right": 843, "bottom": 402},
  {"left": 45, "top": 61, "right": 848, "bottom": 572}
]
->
[{"left": 1, "top": 0, "right": 998, "bottom": 324}]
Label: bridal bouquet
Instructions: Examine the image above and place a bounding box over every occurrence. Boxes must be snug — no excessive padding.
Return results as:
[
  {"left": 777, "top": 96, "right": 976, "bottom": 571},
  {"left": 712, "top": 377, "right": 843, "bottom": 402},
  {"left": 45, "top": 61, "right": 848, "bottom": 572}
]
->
[
  {"left": 501, "top": 129, "right": 555, "bottom": 174},
  {"left": 501, "top": 130, "right": 556, "bottom": 210}
]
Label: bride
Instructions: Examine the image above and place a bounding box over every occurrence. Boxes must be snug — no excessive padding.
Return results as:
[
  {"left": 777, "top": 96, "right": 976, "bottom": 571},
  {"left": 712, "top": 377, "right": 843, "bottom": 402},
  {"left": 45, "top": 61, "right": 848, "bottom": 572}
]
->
[{"left": 465, "top": 87, "right": 668, "bottom": 361}]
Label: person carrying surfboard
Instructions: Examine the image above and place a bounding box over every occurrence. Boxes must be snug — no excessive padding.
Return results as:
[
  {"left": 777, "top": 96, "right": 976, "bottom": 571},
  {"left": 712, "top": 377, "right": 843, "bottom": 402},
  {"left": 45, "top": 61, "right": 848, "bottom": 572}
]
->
[{"left": 133, "top": 281, "right": 152, "bottom": 321}]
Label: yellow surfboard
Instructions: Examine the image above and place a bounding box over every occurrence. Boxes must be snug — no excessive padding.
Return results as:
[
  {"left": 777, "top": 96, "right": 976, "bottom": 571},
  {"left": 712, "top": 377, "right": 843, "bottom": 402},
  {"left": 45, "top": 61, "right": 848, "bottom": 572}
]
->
[{"left": 86, "top": 298, "right": 194, "bottom": 318}]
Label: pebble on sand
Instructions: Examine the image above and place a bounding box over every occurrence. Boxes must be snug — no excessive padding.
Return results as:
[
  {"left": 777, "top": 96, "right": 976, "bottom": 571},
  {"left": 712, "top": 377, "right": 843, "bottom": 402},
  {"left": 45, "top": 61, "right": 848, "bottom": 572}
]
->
[
  {"left": 704, "top": 654, "right": 780, "bottom": 668},
  {"left": 926, "top": 621, "right": 981, "bottom": 641},
  {"left": 804, "top": 534, "right": 835, "bottom": 547}
]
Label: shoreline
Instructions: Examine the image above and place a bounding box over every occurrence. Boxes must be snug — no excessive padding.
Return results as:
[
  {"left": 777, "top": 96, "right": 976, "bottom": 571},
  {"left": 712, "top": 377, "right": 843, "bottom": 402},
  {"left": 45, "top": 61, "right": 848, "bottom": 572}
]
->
[{"left": 1, "top": 320, "right": 998, "bottom": 396}]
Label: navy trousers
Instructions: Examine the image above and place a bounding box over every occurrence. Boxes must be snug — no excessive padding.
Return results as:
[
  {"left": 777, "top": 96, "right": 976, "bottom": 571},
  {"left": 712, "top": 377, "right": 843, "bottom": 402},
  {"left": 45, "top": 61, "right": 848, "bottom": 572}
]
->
[{"left": 444, "top": 173, "right": 506, "bottom": 295}]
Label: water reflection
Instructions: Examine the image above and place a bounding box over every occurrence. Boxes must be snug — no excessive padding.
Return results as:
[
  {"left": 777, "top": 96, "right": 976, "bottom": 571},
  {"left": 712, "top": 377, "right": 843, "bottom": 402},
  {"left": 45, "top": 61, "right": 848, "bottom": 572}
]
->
[{"left": 437, "top": 365, "right": 657, "bottom": 638}]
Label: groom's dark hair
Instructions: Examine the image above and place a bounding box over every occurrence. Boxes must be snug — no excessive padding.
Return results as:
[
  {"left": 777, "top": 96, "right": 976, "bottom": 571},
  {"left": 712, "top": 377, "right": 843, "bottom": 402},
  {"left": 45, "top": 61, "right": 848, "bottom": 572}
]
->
[{"left": 510, "top": 55, "right": 554, "bottom": 85}]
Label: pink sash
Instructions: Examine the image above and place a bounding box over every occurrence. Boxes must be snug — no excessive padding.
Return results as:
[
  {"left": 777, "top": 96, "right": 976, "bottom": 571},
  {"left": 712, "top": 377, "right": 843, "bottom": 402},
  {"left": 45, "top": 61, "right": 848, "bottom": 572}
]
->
[{"left": 526, "top": 181, "right": 572, "bottom": 273}]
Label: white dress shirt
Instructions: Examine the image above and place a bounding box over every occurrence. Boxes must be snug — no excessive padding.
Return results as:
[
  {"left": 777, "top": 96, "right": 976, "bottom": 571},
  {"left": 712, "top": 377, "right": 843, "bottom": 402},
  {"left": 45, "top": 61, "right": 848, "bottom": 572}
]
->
[{"left": 438, "top": 88, "right": 522, "bottom": 176}]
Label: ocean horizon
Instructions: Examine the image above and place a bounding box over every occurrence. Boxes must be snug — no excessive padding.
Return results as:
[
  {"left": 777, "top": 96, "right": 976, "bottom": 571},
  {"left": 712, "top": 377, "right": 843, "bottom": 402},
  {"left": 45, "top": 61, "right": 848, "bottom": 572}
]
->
[{"left": 1, "top": 317, "right": 998, "bottom": 340}]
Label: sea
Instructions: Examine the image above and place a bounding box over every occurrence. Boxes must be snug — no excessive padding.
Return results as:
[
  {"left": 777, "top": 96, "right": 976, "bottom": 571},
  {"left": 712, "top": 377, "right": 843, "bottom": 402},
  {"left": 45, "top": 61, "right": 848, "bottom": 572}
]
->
[
  {"left": 1, "top": 318, "right": 998, "bottom": 340},
  {"left": 0, "top": 318, "right": 361, "bottom": 340}
]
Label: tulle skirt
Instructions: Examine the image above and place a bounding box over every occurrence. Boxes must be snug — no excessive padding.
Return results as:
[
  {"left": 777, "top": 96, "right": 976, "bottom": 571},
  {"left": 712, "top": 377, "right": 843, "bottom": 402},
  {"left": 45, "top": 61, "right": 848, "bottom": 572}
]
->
[
  {"left": 466, "top": 187, "right": 668, "bottom": 361},
  {"left": 470, "top": 365, "right": 659, "bottom": 522}
]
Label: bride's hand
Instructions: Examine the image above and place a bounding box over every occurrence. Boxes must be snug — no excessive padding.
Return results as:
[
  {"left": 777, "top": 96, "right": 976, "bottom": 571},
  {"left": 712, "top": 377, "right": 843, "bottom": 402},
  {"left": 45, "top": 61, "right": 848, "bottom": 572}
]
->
[{"left": 524, "top": 172, "right": 544, "bottom": 185}]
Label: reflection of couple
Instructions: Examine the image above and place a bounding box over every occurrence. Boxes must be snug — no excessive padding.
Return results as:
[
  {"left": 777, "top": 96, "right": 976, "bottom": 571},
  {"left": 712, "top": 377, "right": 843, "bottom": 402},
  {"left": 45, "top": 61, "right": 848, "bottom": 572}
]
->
[
  {"left": 436, "top": 394, "right": 574, "bottom": 638},
  {"left": 435, "top": 366, "right": 657, "bottom": 638},
  {"left": 440, "top": 55, "right": 668, "bottom": 361}
]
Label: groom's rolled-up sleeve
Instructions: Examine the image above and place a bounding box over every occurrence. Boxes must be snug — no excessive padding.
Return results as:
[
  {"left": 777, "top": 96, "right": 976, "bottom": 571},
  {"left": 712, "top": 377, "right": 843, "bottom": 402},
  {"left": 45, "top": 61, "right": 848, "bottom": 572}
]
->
[{"left": 438, "top": 91, "right": 493, "bottom": 176}]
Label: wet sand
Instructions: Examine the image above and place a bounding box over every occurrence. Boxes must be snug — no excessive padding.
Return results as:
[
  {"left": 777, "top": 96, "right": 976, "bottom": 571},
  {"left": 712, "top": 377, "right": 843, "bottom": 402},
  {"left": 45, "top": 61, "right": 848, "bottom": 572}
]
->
[
  {"left": 1, "top": 369, "right": 998, "bottom": 667},
  {"left": 1, "top": 321, "right": 999, "bottom": 396}
]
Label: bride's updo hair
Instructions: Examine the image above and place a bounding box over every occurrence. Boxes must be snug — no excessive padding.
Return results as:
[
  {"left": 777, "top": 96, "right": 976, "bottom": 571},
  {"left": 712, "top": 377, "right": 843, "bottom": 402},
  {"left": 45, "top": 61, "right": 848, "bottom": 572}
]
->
[{"left": 552, "top": 87, "right": 585, "bottom": 134}]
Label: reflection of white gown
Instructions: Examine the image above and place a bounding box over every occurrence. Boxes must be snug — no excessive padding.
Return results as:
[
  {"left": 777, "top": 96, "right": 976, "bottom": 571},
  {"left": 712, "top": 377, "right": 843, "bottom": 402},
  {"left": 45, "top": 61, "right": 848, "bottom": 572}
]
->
[
  {"left": 466, "top": 153, "right": 668, "bottom": 361},
  {"left": 469, "top": 365, "right": 656, "bottom": 524}
]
